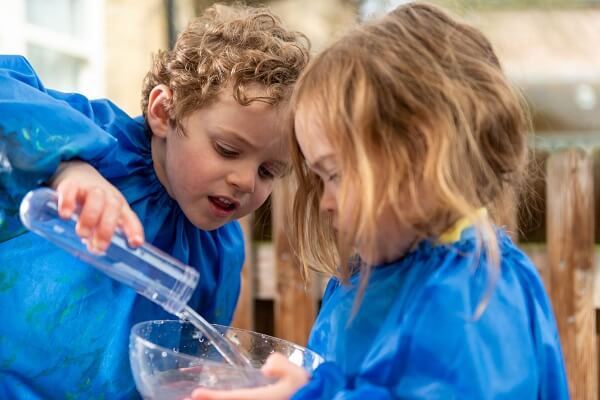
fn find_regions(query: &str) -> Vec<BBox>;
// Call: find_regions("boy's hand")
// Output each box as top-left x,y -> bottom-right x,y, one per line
50,161 -> 144,253
188,353 -> 309,400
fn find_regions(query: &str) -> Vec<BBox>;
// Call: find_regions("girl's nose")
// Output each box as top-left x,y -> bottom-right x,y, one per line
319,189 -> 337,216
227,170 -> 256,193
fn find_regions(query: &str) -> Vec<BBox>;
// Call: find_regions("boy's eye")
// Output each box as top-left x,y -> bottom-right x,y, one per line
259,165 -> 275,180
215,143 -> 239,158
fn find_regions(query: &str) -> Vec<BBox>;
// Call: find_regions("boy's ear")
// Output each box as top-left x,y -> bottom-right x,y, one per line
147,84 -> 173,139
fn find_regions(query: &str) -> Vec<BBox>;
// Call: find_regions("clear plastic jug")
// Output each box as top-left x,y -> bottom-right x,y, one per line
19,187 -> 199,315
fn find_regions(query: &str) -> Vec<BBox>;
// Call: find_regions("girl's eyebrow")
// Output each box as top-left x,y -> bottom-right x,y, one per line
309,154 -> 335,172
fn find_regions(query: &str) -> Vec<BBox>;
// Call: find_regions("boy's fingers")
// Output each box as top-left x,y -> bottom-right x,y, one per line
56,181 -> 77,219
81,238 -> 102,255
92,196 -> 122,252
55,181 -> 143,252
76,187 -> 105,239
120,204 -> 144,247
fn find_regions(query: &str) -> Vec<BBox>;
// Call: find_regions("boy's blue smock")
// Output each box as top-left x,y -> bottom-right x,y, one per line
0,56 -> 245,399
294,228 -> 569,399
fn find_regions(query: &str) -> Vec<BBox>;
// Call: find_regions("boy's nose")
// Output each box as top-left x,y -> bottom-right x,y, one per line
227,170 -> 256,193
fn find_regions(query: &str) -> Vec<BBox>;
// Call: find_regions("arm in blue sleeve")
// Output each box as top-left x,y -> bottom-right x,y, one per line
294,279 -> 541,399
292,287 -> 483,400
0,55 -> 117,239
292,362 -> 393,400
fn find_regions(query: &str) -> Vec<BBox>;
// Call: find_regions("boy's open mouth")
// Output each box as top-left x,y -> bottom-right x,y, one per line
208,196 -> 238,212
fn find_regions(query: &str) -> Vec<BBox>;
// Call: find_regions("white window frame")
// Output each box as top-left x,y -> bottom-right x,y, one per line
0,0 -> 105,97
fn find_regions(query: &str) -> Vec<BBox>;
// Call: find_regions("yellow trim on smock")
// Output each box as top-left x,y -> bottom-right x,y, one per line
438,208 -> 488,244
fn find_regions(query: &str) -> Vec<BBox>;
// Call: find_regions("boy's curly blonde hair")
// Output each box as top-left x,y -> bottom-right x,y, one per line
141,4 -> 309,125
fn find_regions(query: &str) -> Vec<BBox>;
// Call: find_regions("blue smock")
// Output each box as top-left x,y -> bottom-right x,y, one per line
294,227 -> 569,399
0,55 -> 245,399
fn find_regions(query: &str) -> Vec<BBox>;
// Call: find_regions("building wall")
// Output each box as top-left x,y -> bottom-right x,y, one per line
468,9 -> 600,83
104,0 -> 168,116
270,0 -> 357,51
469,10 -> 600,131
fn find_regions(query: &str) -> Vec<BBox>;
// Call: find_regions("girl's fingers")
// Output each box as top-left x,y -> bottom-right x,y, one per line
191,355 -> 309,400
191,383 -> 292,400
261,353 -> 309,385
119,204 -> 145,247
261,353 -> 297,378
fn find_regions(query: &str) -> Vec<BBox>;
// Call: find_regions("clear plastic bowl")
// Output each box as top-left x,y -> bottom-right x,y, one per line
129,320 -> 324,400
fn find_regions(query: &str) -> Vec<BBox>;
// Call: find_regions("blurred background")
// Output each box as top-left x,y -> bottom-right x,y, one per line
1,0 -> 598,125
1,0 -> 600,397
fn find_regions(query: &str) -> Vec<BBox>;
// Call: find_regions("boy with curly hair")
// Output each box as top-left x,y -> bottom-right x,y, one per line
0,4 -> 308,399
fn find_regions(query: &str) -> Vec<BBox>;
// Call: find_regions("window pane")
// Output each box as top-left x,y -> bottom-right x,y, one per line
27,43 -> 84,92
25,0 -> 84,36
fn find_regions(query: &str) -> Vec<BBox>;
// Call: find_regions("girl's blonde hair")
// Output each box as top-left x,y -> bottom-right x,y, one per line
289,3 -> 530,295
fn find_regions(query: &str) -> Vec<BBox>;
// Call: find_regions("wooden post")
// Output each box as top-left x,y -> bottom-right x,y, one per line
522,245 -> 551,294
272,183 -> 317,346
232,215 -> 255,331
547,148 -> 597,399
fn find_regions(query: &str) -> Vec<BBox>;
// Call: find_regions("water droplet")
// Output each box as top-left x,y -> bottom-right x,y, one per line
151,293 -> 159,300
161,351 -> 167,358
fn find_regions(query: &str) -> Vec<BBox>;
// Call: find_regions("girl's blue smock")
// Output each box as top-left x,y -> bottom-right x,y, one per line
0,55 -> 245,399
295,228 -> 569,399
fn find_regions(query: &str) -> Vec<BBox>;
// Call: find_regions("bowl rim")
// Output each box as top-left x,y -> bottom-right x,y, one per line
130,319 -> 324,366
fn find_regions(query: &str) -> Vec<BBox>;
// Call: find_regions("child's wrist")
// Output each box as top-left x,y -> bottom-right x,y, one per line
48,160 -> 86,189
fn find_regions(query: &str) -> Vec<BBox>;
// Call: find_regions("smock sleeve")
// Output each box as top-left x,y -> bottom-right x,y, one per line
292,362 -> 394,400
0,55 -> 117,239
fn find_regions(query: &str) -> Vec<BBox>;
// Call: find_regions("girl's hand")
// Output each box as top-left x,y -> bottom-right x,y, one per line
188,353 -> 309,400
50,160 -> 144,253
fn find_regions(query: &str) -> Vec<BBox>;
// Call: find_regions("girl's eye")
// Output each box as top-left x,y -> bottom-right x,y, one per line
328,173 -> 340,183
215,143 -> 239,158
259,165 -> 275,180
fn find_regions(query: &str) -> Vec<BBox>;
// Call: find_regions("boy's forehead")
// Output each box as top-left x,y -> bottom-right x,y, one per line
185,85 -> 290,162
217,81 -> 274,105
